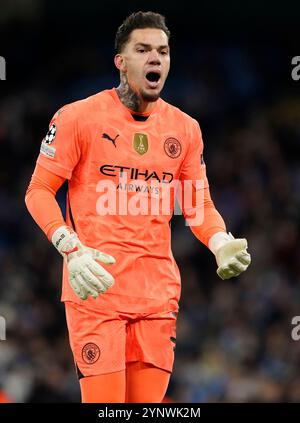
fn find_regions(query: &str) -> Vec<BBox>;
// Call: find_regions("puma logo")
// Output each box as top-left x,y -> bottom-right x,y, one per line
102,133 -> 119,148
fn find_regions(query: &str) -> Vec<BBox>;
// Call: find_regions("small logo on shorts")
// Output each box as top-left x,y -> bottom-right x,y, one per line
82,343 -> 100,364
164,138 -> 182,159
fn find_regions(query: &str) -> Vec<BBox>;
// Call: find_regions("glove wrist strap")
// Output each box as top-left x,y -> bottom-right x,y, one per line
208,231 -> 234,255
51,226 -> 80,258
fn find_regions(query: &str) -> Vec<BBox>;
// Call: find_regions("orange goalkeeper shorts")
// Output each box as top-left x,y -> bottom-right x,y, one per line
64,301 -> 178,378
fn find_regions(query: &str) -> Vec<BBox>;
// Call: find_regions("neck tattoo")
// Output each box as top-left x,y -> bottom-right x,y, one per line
116,73 -> 141,113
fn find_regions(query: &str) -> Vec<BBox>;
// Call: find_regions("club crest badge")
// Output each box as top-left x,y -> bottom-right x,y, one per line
82,343 -> 101,364
164,137 -> 182,159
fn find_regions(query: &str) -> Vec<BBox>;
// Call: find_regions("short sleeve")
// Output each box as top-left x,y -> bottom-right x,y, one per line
37,104 -> 81,179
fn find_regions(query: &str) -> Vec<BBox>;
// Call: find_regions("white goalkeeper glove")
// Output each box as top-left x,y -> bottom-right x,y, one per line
52,226 -> 116,300
209,232 -> 251,280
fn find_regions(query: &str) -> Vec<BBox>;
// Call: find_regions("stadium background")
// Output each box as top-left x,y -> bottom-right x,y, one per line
1,0 -> 300,402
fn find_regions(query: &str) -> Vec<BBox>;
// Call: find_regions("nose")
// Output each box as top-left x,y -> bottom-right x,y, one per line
148,49 -> 161,65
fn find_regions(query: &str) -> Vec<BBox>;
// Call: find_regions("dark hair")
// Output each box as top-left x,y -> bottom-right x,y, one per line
115,11 -> 170,53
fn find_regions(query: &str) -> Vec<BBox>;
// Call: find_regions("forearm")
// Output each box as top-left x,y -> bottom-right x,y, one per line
183,184 -> 226,247
189,201 -> 226,247
25,164 -> 66,240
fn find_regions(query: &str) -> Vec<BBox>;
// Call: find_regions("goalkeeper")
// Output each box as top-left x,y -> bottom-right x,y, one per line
25,11 -> 250,403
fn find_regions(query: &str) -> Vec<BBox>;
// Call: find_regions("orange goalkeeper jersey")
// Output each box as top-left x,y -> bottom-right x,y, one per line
36,88 -> 225,313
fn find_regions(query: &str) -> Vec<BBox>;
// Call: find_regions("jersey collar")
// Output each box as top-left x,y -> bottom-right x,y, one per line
110,87 -> 160,122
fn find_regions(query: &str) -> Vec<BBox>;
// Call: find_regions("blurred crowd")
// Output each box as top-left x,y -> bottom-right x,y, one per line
1,3 -> 300,403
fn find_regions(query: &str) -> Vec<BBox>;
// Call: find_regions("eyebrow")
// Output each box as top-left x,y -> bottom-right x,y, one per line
134,43 -> 169,50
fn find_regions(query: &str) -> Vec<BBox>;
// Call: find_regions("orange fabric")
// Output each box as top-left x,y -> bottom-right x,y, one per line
25,163 -> 225,246
80,371 -> 126,403
25,164 -> 66,240
29,87 -> 225,312
64,301 -> 177,377
79,362 -> 170,403
188,189 -> 226,246
125,361 -> 171,403
0,390 -> 12,403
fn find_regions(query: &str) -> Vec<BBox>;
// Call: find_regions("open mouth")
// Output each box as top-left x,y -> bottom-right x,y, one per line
145,71 -> 161,88
146,71 -> 160,82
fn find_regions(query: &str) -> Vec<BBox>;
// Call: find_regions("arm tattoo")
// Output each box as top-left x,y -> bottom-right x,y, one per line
116,73 -> 141,112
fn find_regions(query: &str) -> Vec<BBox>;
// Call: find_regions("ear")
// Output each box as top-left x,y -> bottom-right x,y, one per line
114,54 -> 127,72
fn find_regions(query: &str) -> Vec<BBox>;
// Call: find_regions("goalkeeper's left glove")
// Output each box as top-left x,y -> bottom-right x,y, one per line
209,232 -> 251,280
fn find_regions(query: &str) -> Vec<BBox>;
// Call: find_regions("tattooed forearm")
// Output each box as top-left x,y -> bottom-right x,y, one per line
116,73 -> 141,112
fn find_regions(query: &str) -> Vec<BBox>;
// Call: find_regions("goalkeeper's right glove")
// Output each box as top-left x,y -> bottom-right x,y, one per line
52,226 -> 116,300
